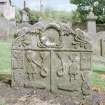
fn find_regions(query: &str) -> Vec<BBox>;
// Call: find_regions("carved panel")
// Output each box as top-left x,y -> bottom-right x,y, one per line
24,50 -> 51,89
12,50 -> 24,60
12,69 -> 26,87
51,52 -> 81,94
80,53 -> 91,71
12,50 -> 24,69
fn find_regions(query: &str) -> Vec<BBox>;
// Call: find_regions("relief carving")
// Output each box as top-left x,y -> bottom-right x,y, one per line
55,53 -> 64,77
38,23 -> 63,48
81,73 -> 91,96
12,22 -> 92,105
68,63 -> 79,82
25,51 -> 49,80
39,52 -> 48,78
81,53 -> 91,70
72,29 -> 89,49
12,51 -> 24,69
52,52 -> 81,92
68,54 -> 79,82
13,26 -> 42,48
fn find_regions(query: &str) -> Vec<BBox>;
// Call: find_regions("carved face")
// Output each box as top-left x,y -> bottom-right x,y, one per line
40,28 -> 62,48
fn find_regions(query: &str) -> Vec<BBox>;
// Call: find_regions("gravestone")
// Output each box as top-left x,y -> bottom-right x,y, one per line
20,8 -> 29,23
92,32 -> 105,56
87,10 -> 97,34
100,39 -> 105,57
12,22 -> 92,105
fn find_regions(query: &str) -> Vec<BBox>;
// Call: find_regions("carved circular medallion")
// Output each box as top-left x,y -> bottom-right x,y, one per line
38,24 -> 62,48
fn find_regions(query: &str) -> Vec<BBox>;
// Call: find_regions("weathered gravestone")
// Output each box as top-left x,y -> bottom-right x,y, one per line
100,39 -> 105,57
91,32 -> 105,57
12,22 -> 92,105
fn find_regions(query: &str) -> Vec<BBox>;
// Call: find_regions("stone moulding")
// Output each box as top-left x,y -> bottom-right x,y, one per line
12,22 -> 92,105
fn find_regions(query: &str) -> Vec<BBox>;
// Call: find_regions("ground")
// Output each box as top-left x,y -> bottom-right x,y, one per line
0,81 -> 105,105
0,82 -> 71,105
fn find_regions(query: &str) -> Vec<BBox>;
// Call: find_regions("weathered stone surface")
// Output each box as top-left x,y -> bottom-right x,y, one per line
92,31 -> 105,56
87,10 -> 97,34
12,22 -> 92,105
12,69 -> 27,87
100,39 -> 105,57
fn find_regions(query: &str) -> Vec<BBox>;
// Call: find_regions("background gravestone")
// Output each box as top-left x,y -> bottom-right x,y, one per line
12,22 -> 92,105
100,39 -> 105,57
0,17 -> 16,40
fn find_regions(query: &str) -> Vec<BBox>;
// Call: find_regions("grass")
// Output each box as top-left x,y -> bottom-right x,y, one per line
91,63 -> 105,91
92,64 -> 105,72
0,40 -> 11,74
0,40 -> 105,91
91,72 -> 105,91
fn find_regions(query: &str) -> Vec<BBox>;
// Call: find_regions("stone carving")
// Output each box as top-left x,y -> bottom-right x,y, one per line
12,22 -> 92,105
55,53 -> 64,77
13,26 -> 42,49
24,50 -> 51,89
68,53 -> 79,82
81,73 -> 91,96
12,50 -> 24,69
25,51 -> 49,79
80,53 -> 91,71
53,52 -> 81,92
38,23 -> 63,48
72,29 -> 90,49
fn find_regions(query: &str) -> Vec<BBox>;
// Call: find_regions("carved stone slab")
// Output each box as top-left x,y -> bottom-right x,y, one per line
24,50 -> 51,89
12,22 -> 92,105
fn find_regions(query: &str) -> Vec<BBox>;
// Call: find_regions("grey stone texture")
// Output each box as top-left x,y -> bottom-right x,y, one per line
12,21 -> 92,105
20,8 -> 29,23
85,30 -> 105,73
0,17 -> 16,40
87,11 -> 97,34
90,32 -> 105,57
0,0 -> 15,20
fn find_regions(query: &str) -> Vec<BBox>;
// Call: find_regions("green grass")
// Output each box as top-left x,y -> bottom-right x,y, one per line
0,41 -> 11,74
91,63 -> 105,91
92,64 -> 105,72
91,72 -> 105,91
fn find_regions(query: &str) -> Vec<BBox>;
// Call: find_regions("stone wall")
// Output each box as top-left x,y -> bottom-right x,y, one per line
72,23 -> 105,32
